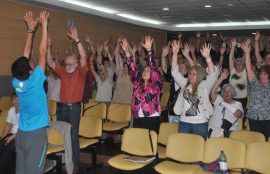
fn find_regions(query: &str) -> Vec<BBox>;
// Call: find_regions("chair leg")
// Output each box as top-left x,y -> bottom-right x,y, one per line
91,146 -> 97,168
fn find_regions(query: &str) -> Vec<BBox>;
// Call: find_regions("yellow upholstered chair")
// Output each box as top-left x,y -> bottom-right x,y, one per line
155,133 -> 204,174
48,99 -> 57,121
229,130 -> 265,146
108,128 -> 157,172
193,137 -> 246,174
162,82 -> 171,94
79,116 -> 102,169
0,111 -> 8,137
47,127 -> 65,174
103,103 -> 131,134
0,96 -> 12,111
157,123 -> 178,159
245,142 -> 270,174
83,102 -> 107,119
160,92 -> 170,111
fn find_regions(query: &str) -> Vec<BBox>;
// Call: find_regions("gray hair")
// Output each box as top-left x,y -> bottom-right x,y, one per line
65,53 -> 78,64
221,84 -> 236,97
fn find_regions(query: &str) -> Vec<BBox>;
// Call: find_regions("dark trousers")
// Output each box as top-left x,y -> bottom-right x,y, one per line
249,118 -> 270,140
133,116 -> 161,133
0,133 -> 15,174
57,103 -> 81,167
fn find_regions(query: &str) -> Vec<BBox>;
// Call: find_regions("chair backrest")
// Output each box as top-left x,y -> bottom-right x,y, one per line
160,92 -> 170,110
48,127 -> 64,145
203,138 -> 246,169
83,103 -> 107,119
158,123 -> 178,145
0,96 -> 12,111
0,111 -> 8,137
162,82 -> 171,94
229,130 -> 265,146
48,99 -> 57,117
121,128 -> 157,156
166,133 -> 205,162
79,116 -> 102,138
107,103 -> 131,123
245,142 -> 270,174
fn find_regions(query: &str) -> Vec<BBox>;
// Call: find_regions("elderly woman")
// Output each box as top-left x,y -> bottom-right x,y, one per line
209,69 -> 243,138
242,41 -> 270,140
172,41 -> 218,140
120,36 -> 163,133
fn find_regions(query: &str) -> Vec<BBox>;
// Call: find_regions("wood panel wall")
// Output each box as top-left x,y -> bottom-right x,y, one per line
0,1 -> 167,76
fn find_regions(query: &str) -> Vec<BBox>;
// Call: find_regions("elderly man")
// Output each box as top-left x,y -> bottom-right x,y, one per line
47,26 -> 87,172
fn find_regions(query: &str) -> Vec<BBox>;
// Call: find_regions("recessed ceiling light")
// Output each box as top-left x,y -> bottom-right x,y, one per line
252,33 -> 256,35
212,33 -> 217,36
204,4 -> 212,8
117,13 -> 163,25
227,3 -> 234,7
175,21 -> 270,27
58,0 -> 117,14
163,7 -> 170,11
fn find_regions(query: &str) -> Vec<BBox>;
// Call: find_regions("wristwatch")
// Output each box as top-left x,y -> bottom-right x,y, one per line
27,28 -> 35,33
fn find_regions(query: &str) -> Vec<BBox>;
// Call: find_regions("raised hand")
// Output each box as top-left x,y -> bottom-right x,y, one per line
141,35 -> 153,52
220,69 -> 229,80
171,40 -> 180,55
182,43 -> 191,58
200,43 -> 211,59
132,45 -> 137,57
162,45 -> 169,58
84,35 -> 93,45
103,40 -> 110,53
231,37 -> 237,47
39,11 -> 49,27
68,26 -> 79,42
255,31 -> 260,41
24,11 -> 39,30
120,38 -> 130,57
241,41 -> 250,54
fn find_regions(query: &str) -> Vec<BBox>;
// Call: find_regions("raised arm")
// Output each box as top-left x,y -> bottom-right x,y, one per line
200,43 -> 215,73
254,31 -> 263,65
23,11 -> 39,58
114,41 -> 121,74
182,43 -> 195,66
241,41 -> 255,81
161,45 -> 169,73
38,11 -> 49,72
229,38 -> 237,71
210,69 -> 229,103
68,26 -> 87,67
47,36 -> 56,69
218,46 -> 227,67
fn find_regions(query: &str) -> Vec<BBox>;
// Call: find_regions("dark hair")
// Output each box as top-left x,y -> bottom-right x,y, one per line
11,91 -> 17,97
259,65 -> 270,81
11,57 -> 32,81
102,57 -> 110,65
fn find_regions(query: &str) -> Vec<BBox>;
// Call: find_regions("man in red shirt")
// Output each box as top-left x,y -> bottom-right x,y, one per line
47,26 -> 87,172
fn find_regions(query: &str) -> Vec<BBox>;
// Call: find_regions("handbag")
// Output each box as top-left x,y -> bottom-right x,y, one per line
221,108 -> 239,137
202,157 -> 220,173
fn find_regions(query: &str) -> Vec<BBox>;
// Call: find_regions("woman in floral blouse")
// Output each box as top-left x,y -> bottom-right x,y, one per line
120,36 -> 163,133
242,41 -> 270,140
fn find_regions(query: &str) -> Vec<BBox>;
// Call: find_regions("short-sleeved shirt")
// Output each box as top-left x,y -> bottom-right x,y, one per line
247,78 -> 270,120
12,66 -> 49,131
6,106 -> 19,134
229,68 -> 248,99
209,95 -> 243,131
54,64 -> 88,103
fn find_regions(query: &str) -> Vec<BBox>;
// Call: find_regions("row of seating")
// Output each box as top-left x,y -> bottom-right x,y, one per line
109,128 -> 270,174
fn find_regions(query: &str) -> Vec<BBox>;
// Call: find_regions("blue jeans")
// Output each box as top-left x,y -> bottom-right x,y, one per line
179,121 -> 208,140
57,103 -> 81,167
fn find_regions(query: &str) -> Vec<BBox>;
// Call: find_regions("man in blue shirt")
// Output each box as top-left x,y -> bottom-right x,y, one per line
11,11 -> 49,174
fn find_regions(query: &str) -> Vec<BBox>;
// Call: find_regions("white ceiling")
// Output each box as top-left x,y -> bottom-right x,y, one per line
16,0 -> 270,31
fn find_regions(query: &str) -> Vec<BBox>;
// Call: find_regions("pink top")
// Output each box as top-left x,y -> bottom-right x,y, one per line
127,52 -> 163,118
